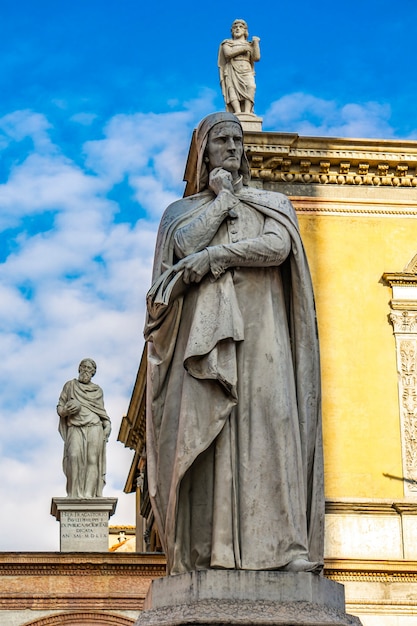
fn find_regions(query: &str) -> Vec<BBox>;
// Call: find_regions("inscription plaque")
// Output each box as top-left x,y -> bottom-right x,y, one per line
51,497 -> 117,552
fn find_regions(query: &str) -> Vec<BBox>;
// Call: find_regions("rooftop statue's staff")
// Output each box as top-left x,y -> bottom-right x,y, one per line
145,112 -> 324,575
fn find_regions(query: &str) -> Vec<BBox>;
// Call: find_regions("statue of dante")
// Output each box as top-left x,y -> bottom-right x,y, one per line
57,358 -> 111,498
218,19 -> 260,114
145,112 -> 324,575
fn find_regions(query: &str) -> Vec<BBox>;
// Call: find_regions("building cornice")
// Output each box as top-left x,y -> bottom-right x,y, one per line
325,558 -> 417,583
325,498 -> 417,515
292,196 -> 417,217
0,551 -> 166,576
244,131 -> 417,189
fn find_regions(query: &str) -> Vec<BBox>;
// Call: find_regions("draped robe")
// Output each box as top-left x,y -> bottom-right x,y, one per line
145,185 -> 324,574
218,39 -> 257,110
58,379 -> 110,498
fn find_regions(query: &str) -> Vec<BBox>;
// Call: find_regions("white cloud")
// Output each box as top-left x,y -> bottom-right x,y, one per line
70,112 -> 98,126
0,154 -> 108,230
0,109 -> 53,151
83,90 -> 218,216
0,97 -> 216,550
264,92 -> 395,139
84,110 -> 191,185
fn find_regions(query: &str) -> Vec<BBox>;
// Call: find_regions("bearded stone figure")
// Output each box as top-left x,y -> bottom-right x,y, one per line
57,358 -> 111,498
145,112 -> 324,576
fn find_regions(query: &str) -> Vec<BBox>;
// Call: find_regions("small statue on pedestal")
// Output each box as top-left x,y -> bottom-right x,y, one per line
218,19 -> 261,116
57,358 -> 111,498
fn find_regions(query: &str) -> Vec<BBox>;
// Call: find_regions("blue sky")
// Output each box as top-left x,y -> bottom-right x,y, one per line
0,0 -> 416,550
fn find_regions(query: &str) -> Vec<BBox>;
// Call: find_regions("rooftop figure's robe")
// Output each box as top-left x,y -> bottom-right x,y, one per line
218,37 -> 260,113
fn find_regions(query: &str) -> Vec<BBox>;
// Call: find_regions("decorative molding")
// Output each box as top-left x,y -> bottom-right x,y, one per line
398,337 -> 417,493
324,558 -> 417,581
390,300 -> 417,311
0,563 -> 165,577
294,204 -> 417,217
0,562 -> 165,577
22,613 -> 135,626
0,552 -> 166,578
324,499 -> 411,515
327,570 -> 417,583
390,312 -> 417,333
392,501 -> 417,513
243,132 -> 417,189
384,261 -> 417,497
345,604 -> 417,616
384,274 -> 417,288
0,551 -> 165,564
1,597 -> 144,611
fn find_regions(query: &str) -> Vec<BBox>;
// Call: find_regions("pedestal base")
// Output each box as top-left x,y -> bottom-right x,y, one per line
136,570 -> 362,625
51,497 -> 117,552
234,113 -> 263,132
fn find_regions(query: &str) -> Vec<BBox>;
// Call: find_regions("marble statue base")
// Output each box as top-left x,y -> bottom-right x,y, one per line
235,112 -> 263,132
135,570 -> 362,626
51,497 -> 117,552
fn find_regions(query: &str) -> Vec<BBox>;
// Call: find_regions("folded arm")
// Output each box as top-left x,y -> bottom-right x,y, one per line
174,190 -> 239,258
174,217 -> 291,284
207,217 -> 291,279
222,40 -> 252,60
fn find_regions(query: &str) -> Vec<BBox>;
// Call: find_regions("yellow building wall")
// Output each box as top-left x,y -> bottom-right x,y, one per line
297,210 -> 416,500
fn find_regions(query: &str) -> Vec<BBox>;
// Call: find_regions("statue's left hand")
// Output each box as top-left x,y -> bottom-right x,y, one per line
174,249 -> 210,284
65,399 -> 81,416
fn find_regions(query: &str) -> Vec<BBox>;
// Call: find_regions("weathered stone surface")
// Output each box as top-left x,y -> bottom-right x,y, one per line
145,112 -> 324,577
136,599 -> 361,626
135,571 -> 362,626
145,571 -> 344,609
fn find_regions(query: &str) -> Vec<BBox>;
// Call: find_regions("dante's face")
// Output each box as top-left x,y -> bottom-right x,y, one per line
205,122 -> 243,174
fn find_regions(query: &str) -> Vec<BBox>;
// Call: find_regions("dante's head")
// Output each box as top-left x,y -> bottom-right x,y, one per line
191,112 -> 250,193
205,121 -> 244,175
231,19 -> 248,40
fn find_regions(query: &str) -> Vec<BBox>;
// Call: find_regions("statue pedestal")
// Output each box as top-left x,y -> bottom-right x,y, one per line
135,570 -> 362,626
51,497 -> 117,552
235,112 -> 263,132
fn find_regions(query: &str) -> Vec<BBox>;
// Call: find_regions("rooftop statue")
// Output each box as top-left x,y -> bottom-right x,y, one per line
218,19 -> 260,115
145,112 -> 324,575
57,358 -> 111,498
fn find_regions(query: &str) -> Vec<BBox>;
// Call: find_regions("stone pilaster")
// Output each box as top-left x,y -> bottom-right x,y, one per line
384,257 -> 417,497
